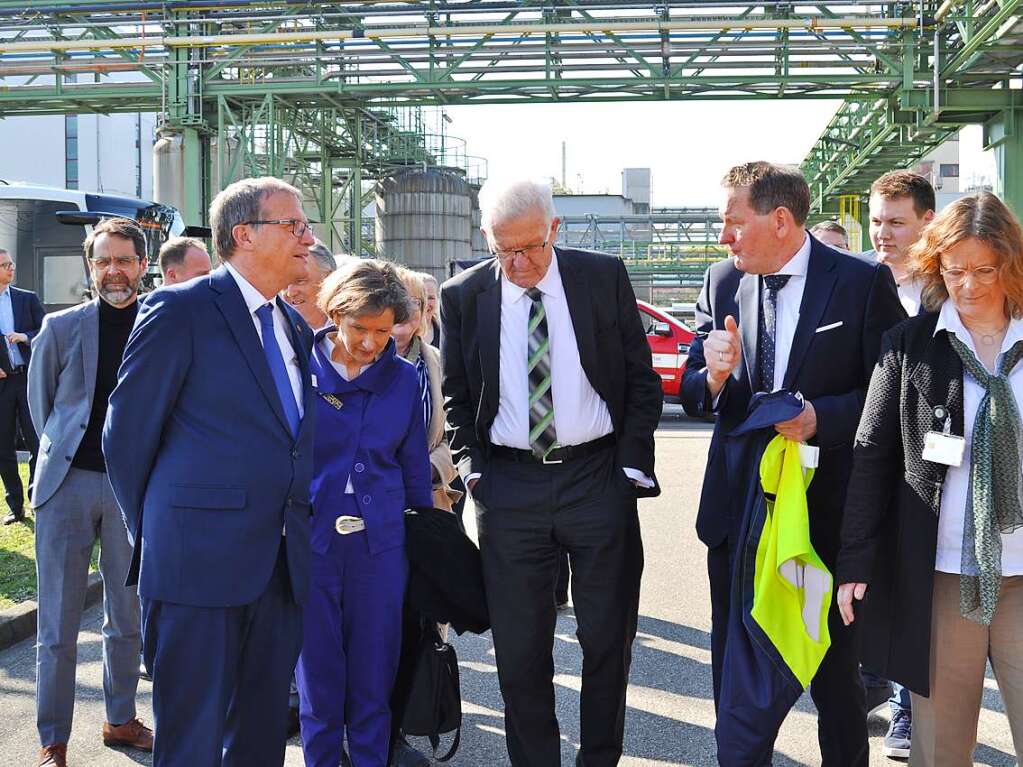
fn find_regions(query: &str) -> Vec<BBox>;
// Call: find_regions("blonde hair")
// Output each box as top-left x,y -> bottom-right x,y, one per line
395,266 -> 430,338
908,192 -> 1023,317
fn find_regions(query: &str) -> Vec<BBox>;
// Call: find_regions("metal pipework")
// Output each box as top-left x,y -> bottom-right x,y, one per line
0,15 -> 919,54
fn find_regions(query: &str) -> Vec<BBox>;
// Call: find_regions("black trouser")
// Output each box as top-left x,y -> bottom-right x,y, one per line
555,549 -> 570,605
0,369 -> 37,513
474,447 -> 643,767
707,541 -> 868,767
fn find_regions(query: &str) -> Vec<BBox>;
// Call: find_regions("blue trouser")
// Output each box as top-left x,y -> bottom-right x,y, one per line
142,541 -> 302,767
296,497 -> 407,767
861,669 -> 912,715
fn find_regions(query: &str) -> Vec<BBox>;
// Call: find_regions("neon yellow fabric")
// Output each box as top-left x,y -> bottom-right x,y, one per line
751,435 -> 833,689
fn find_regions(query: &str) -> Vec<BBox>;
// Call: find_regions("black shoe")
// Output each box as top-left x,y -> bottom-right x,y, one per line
3,508 -> 24,525
865,682 -> 894,717
390,737 -> 429,767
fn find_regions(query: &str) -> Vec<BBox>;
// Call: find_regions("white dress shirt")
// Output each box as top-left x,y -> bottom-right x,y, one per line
764,233 -> 811,392
225,261 -> 304,418
897,279 -> 923,318
490,251 -> 614,449
477,252 -> 650,487
933,299 -> 1023,575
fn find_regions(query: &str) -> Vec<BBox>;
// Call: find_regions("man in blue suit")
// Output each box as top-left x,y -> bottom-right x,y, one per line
104,176 -> 317,767
680,162 -> 906,765
0,248 -> 45,524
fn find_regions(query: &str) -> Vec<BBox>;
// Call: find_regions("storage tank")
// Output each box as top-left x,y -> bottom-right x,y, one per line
468,183 -> 490,260
152,131 -> 185,213
375,168 -> 471,282
210,135 -> 241,195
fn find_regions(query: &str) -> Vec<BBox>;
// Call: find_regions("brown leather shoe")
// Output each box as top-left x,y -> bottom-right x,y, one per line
38,743 -> 67,766
102,718 -> 153,751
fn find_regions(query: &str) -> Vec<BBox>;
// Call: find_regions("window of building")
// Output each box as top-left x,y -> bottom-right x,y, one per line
65,116 -> 79,190
940,163 -> 960,178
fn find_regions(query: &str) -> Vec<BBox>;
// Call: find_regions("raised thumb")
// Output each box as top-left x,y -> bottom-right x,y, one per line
724,314 -> 738,335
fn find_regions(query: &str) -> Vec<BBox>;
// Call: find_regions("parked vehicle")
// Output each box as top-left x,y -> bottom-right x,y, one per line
636,299 -> 695,402
0,181 -> 189,311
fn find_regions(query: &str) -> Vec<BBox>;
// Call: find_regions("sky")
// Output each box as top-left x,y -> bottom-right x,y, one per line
445,101 -> 998,208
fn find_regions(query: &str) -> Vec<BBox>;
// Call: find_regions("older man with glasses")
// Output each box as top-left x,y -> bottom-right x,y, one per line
104,177 -> 317,767
441,177 -> 662,766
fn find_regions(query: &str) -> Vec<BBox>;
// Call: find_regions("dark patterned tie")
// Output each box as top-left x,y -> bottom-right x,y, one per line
757,274 -> 792,392
526,287 -> 558,459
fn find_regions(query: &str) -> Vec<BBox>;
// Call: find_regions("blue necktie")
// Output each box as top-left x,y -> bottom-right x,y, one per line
757,274 -> 791,393
256,303 -> 300,438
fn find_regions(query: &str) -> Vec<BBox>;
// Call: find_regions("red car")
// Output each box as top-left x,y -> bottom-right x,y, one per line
636,300 -> 695,401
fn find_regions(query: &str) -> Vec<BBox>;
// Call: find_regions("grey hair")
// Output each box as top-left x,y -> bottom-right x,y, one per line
209,176 -> 302,260
308,240 -> 338,275
479,177 -> 556,231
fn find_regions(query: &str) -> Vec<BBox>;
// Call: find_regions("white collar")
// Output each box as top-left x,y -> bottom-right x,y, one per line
501,248 -> 565,304
934,298 -> 1023,357
0,286 -> 10,299
225,261 -> 276,315
770,233 -> 811,279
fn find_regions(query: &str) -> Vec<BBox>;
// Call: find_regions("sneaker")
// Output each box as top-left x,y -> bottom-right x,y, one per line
103,718 -> 154,751
139,660 -> 151,682
883,709 -> 912,759
865,681 -> 894,716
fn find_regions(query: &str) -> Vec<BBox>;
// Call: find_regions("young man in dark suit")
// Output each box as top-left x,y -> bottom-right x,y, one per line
0,248 -> 44,524
441,177 -> 662,767
680,162 -> 906,766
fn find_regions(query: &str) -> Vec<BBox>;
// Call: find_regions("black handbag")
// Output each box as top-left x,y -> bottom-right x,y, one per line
400,626 -> 462,762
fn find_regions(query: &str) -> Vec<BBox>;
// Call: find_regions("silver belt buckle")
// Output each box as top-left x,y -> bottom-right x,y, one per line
334,515 -> 365,535
541,450 -> 563,465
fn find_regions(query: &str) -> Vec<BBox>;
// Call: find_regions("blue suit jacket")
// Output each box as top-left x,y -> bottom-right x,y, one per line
309,332 -> 433,557
3,285 -> 45,371
103,265 -> 316,607
679,235 -> 907,560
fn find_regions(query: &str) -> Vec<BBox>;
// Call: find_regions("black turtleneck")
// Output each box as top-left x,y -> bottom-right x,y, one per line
72,297 -> 139,473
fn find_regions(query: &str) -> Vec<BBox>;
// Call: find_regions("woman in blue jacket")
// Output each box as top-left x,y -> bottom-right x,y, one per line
295,259 -> 433,767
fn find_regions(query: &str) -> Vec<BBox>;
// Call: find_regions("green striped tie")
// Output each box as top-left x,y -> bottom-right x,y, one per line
527,287 -> 558,459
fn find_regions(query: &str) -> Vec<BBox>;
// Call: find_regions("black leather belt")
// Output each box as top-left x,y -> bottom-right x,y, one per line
490,433 -> 616,465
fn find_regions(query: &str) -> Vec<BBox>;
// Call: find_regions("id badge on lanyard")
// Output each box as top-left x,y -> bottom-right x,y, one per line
922,405 -> 965,467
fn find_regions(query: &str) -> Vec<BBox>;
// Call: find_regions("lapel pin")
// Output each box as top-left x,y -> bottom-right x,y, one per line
319,392 -> 343,410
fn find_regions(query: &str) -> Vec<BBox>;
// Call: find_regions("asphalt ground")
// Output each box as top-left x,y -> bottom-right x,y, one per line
0,409 -> 1017,766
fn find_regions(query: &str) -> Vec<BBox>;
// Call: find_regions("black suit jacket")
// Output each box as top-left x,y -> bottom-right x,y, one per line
679,235 -> 906,559
1,286 -> 45,372
837,312 -> 963,696
440,247 -> 663,497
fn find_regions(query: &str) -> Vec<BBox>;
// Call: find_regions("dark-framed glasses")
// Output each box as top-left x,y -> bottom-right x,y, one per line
940,265 -> 999,287
491,240 -> 548,262
245,218 -> 310,238
89,255 -> 140,270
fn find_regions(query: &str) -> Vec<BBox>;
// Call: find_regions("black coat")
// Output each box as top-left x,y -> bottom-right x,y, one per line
679,236 -> 907,563
837,312 -> 965,696
404,507 -> 489,635
439,247 -> 663,496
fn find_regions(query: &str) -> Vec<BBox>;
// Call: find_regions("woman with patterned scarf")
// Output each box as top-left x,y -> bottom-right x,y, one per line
837,192 -> 1023,766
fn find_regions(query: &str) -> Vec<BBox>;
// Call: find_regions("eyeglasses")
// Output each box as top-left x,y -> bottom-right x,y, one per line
940,265 -> 1000,287
491,240 -> 548,262
89,256 -> 140,270
246,219 -> 310,239
0,263 -> 13,270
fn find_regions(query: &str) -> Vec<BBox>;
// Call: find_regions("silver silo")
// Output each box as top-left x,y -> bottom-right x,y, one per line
468,183 -> 490,260
375,168 -> 471,282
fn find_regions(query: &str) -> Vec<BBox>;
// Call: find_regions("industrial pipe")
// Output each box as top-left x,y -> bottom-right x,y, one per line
0,15 -> 919,54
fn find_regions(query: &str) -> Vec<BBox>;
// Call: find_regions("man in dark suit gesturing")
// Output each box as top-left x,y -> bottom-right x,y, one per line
680,162 -> 906,765
441,177 -> 662,767
104,177 -> 317,767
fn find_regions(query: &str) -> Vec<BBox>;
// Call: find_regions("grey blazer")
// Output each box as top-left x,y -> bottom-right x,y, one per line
27,299 -> 100,509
